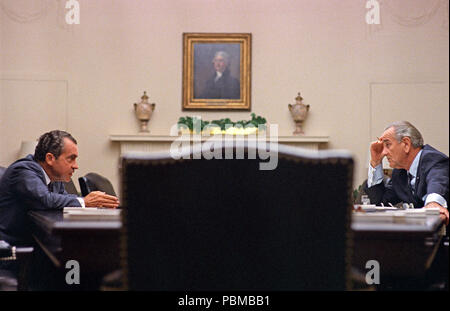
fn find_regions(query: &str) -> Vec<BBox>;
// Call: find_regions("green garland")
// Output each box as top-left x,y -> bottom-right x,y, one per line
178,113 -> 267,132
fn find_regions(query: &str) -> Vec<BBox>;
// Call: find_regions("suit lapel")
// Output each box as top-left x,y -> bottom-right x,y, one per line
395,169 -> 417,205
414,148 -> 425,201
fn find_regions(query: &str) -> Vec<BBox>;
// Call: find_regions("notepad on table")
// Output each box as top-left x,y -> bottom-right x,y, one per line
63,207 -> 121,220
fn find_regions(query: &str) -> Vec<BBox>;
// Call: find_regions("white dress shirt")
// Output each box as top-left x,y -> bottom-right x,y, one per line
367,150 -> 447,208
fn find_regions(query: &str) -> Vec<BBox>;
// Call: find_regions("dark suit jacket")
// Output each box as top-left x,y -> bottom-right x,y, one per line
198,69 -> 240,99
0,155 -> 81,245
364,145 -> 449,208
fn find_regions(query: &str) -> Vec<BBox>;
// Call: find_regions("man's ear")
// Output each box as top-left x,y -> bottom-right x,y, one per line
45,153 -> 55,165
402,137 -> 412,153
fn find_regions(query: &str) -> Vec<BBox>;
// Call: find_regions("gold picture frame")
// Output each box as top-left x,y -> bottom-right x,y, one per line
182,33 -> 251,110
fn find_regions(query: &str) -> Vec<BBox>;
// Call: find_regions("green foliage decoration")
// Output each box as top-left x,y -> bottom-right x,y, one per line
177,113 -> 267,133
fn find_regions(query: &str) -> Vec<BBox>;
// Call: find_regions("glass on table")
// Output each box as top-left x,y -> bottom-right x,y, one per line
361,195 -> 371,205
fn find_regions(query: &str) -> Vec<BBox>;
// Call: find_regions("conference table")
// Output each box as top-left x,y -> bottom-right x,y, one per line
28,209 -> 446,290
351,211 -> 446,289
28,210 -> 122,290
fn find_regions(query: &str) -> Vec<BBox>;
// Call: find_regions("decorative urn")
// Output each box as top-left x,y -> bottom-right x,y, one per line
134,91 -> 156,132
288,92 -> 310,135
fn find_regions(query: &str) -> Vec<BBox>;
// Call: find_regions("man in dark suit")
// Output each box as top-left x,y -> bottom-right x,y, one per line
364,121 -> 449,224
0,130 -> 119,246
198,51 -> 240,99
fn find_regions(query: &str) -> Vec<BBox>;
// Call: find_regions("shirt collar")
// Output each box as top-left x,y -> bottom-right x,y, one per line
408,149 -> 422,178
40,165 -> 51,186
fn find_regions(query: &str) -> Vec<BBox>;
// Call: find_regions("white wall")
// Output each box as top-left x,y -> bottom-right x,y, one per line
1,0 -> 448,197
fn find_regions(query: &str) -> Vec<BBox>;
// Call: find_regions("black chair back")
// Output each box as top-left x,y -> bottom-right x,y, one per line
63,179 -> 79,195
78,173 -> 116,197
120,142 -> 354,290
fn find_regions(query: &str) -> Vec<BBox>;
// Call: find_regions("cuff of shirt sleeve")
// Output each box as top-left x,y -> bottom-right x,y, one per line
367,163 -> 384,188
424,193 -> 448,208
77,198 -> 85,208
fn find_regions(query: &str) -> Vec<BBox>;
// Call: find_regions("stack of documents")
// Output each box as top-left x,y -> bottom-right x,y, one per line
352,207 -> 441,223
354,205 -> 399,212
352,212 -> 398,222
63,207 -> 121,220
404,207 -> 440,216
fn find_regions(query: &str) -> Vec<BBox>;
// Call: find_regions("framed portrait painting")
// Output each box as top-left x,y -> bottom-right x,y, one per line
182,33 -> 251,110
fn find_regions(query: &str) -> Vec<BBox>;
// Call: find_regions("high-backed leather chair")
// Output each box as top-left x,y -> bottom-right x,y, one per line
0,241 -> 33,291
78,172 -> 116,197
119,142 -> 354,291
1,166 -> 34,290
64,178 -> 79,195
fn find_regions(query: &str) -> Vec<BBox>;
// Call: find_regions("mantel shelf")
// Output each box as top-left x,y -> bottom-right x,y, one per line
110,134 -> 329,154
109,134 -> 330,143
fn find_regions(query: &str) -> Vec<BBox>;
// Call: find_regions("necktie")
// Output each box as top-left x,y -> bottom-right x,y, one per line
48,182 -> 54,193
407,173 -> 414,194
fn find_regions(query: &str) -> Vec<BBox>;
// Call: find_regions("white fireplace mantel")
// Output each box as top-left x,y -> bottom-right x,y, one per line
110,134 -> 329,154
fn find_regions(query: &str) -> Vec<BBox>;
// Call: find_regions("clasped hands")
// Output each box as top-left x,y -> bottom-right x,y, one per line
84,191 -> 119,209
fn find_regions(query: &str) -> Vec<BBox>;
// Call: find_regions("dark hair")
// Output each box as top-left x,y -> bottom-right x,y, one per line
34,130 -> 77,162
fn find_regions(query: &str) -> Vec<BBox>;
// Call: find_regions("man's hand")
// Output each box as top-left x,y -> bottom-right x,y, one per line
84,191 -> 120,209
425,201 -> 449,226
370,138 -> 384,168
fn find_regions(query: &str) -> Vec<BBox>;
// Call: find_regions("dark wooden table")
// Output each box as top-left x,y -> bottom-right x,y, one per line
28,210 -> 445,290
28,210 -> 122,290
351,213 -> 446,288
